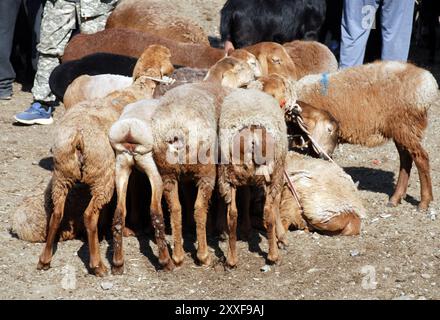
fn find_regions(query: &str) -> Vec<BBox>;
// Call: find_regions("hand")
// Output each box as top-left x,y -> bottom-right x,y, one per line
224,40 -> 235,54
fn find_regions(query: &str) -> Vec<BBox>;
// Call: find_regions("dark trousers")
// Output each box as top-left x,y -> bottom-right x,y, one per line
0,0 -> 42,96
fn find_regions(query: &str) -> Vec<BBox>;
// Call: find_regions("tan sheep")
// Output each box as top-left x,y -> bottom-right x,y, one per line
280,152 -> 366,236
218,88 -> 288,267
36,45 -> 175,276
105,0 -> 209,44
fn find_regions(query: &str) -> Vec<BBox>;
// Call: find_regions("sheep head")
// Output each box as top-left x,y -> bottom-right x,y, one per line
297,101 -> 339,158
132,45 -> 174,81
228,49 -> 263,77
204,57 -> 256,88
245,42 -> 298,79
248,74 -> 339,158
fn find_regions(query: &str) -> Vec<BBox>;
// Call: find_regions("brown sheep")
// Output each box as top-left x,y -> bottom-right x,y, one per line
218,88 -> 288,267
106,0 -> 209,45
37,45 -> 175,276
62,28 -> 224,68
280,152 -> 365,236
264,61 -> 439,210
283,40 -> 339,78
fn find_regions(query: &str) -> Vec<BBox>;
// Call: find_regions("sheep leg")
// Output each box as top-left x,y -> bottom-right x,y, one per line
111,153 -> 133,275
194,181 -> 213,266
136,155 -> 174,271
37,180 -> 68,270
163,178 -> 185,266
226,186 -> 238,268
409,144 -> 433,210
83,195 -> 107,277
274,192 -> 288,248
264,188 -> 279,264
239,186 -> 252,240
389,142 -> 413,207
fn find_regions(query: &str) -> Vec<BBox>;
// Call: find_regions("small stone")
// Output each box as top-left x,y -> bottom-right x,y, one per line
260,265 -> 271,273
421,273 -> 431,279
384,267 -> 392,273
307,267 -> 319,273
371,218 -> 379,223
428,209 -> 437,221
380,214 -> 392,219
350,250 -> 359,257
312,233 -> 320,240
100,282 -> 113,290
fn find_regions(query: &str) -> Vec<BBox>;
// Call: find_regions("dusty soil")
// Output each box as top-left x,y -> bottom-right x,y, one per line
0,0 -> 439,300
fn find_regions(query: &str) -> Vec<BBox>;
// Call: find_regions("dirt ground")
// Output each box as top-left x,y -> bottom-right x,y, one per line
0,0 -> 439,300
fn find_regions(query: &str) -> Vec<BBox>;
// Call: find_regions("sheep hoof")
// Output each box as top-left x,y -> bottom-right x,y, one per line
225,256 -> 237,269
162,260 -> 175,272
386,201 -> 398,208
277,240 -> 288,250
417,204 -> 429,212
172,254 -> 184,267
267,253 -> 280,265
92,262 -> 108,277
111,264 -> 124,275
197,253 -> 212,267
37,260 -> 51,271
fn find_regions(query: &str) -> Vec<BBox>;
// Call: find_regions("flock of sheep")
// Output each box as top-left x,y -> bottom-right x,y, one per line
11,0 -> 439,277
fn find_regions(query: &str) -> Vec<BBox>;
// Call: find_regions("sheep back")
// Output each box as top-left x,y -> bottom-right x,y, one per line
294,61 -> 439,147
106,0 -> 209,44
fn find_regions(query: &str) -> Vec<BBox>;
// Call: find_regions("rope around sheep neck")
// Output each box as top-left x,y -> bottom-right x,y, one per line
143,75 -> 176,85
282,101 -> 338,212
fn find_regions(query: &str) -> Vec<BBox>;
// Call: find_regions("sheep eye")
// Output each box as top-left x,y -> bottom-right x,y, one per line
271,57 -> 281,64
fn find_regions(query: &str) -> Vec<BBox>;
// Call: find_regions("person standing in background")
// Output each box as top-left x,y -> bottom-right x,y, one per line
339,0 -> 415,68
14,0 -> 118,125
0,0 -> 43,100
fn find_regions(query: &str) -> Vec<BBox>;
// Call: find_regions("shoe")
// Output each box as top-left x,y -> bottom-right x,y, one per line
14,102 -> 54,125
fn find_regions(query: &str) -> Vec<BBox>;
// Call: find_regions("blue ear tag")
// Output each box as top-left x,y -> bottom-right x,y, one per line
320,73 -> 329,96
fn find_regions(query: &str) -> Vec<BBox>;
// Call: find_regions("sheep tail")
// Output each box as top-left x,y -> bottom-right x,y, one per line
109,118 -> 152,155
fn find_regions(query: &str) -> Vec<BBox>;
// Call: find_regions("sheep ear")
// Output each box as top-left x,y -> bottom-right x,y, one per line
247,80 -> 264,90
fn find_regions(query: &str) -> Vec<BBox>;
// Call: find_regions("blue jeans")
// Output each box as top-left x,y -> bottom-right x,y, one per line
0,0 -> 42,96
340,0 -> 415,68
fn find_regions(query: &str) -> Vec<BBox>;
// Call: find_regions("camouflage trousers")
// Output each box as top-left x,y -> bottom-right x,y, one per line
32,0 -> 115,102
